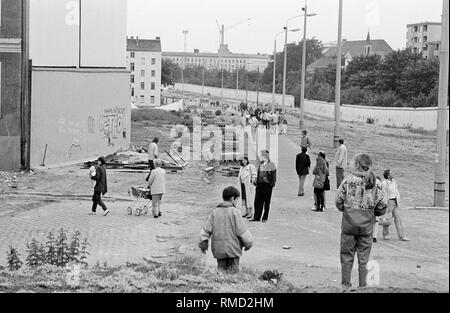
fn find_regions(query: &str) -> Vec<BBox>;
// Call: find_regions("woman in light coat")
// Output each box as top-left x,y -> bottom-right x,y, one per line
238,157 -> 257,219
147,159 -> 166,218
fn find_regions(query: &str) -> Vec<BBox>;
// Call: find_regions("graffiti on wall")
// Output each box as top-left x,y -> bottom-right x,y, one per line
98,107 -> 127,147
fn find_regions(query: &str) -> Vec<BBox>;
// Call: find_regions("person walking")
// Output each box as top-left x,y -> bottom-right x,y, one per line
336,154 -> 387,290
199,186 -> 254,273
312,153 -> 329,212
148,137 -> 160,171
89,157 -> 110,216
251,150 -> 277,223
378,170 -> 410,242
335,139 -> 348,189
147,159 -> 166,218
300,130 -> 312,152
238,157 -> 257,219
296,147 -> 311,197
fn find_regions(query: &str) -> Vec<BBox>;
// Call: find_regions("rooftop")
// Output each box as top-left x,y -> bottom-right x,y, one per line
407,22 -> 441,27
127,37 -> 161,52
324,39 -> 393,57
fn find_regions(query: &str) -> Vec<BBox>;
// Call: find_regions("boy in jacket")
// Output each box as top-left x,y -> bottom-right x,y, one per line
199,187 -> 254,273
89,157 -> 109,216
335,154 -> 387,290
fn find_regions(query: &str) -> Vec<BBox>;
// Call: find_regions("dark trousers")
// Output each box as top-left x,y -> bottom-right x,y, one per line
253,184 -> 273,221
340,233 -> 373,288
217,257 -> 240,273
314,188 -> 325,211
92,192 -> 108,213
336,167 -> 345,189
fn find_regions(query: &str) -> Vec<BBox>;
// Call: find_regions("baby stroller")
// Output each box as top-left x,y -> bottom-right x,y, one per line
127,186 -> 151,216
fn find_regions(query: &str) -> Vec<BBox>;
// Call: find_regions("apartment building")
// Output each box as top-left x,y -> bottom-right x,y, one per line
127,37 -> 162,107
163,44 -> 269,72
1,0 -> 130,171
406,22 -> 442,58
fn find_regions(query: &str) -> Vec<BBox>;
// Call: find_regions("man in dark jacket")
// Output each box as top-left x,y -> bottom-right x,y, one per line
296,147 -> 311,197
250,150 -> 277,223
89,156 -> 110,216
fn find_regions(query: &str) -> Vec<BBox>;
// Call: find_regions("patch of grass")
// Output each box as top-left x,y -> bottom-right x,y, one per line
131,108 -> 185,125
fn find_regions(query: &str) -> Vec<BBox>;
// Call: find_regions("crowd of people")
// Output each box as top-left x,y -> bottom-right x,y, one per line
86,114 -> 411,291
240,102 -> 288,136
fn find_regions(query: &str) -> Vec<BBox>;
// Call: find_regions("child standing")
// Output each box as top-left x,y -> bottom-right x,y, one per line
89,166 -> 97,191
199,186 -> 254,273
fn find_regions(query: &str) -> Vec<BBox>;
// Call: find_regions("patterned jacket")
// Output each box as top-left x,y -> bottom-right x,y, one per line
336,171 -> 387,236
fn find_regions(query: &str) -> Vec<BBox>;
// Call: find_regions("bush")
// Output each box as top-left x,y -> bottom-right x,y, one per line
7,247 -> 23,271
341,87 -> 371,105
131,108 -> 184,124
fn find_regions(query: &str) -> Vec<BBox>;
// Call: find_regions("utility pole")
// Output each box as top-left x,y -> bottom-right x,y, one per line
236,68 -> 239,97
434,0 -> 449,207
333,0 -> 343,148
257,67 -> 260,106
202,59 -> 205,97
182,30 -> 189,102
272,38 -> 278,105
300,1 -> 317,130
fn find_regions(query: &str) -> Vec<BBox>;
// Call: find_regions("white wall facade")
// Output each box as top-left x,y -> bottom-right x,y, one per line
127,50 -> 162,107
303,100 -> 449,131
175,83 -> 295,108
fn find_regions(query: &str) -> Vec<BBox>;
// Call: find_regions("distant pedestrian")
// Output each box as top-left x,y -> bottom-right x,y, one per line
336,154 -> 387,290
296,147 -> 311,197
238,157 -> 257,219
312,153 -> 329,212
199,186 -> 254,273
148,137 -> 160,171
335,139 -> 348,189
320,152 -> 331,210
281,116 -> 288,135
89,157 -> 110,216
375,170 -> 410,242
147,159 -> 166,218
251,150 -> 277,223
300,130 -> 312,152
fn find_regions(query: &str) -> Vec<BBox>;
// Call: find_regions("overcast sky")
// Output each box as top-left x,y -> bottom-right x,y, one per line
127,0 -> 443,54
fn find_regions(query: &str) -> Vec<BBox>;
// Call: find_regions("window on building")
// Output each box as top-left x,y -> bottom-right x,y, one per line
131,75 -> 135,83
131,88 -> 134,97
151,58 -> 156,65
151,70 -> 156,77
130,52 -> 135,58
423,36 -> 428,42
151,82 -> 156,90
140,95 -> 145,103
141,82 -> 145,90
130,63 -> 135,71
141,70 -> 145,77
141,58 -> 145,65
151,96 -> 155,104
423,25 -> 428,32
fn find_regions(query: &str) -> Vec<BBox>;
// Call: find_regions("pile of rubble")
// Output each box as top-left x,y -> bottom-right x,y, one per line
81,147 -> 188,172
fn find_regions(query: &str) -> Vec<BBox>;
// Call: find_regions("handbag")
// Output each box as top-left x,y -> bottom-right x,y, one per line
313,175 -> 325,189
324,176 -> 331,191
378,212 -> 393,226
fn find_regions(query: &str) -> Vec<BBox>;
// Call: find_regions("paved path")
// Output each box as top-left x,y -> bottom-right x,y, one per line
203,134 -> 449,291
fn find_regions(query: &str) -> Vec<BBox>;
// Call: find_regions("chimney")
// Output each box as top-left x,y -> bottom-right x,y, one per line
194,49 -> 199,53
136,36 -> 139,46
156,36 -> 160,40
130,36 -> 134,39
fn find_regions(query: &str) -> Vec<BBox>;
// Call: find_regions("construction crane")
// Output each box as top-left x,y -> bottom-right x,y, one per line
216,18 -> 251,47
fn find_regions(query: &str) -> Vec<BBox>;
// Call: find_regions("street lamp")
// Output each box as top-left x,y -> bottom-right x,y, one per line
299,1 -> 317,130
333,0 -> 343,148
272,31 -> 285,105
182,30 -> 189,102
282,15 -> 303,111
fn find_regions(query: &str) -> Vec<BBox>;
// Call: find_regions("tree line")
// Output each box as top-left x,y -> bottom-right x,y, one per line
162,39 -> 443,108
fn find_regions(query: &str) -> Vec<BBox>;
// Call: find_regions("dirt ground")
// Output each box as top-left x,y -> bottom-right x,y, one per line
0,105 -> 448,293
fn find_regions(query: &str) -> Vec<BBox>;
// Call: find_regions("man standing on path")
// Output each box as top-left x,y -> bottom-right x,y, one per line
89,157 -> 110,216
148,137 -> 160,171
335,139 -> 348,189
296,147 -> 311,197
251,150 -> 277,223
300,130 -> 312,152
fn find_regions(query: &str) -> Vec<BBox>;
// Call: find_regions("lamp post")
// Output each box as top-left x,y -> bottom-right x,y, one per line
282,19 -> 302,111
272,31 -> 285,106
182,30 -> 189,102
333,0 -> 343,148
434,0 -> 449,207
299,1 -> 317,130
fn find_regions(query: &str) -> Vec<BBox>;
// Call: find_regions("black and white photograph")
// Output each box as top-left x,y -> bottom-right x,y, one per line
0,0 -> 448,305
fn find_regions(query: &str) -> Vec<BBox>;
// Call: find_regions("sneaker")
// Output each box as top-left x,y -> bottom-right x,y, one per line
88,212 -> 96,216
373,238 -> 377,243
158,212 -> 162,217
153,215 -> 159,219
103,210 -> 110,216
400,237 -> 410,242
383,235 -> 391,241
249,219 -> 260,222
